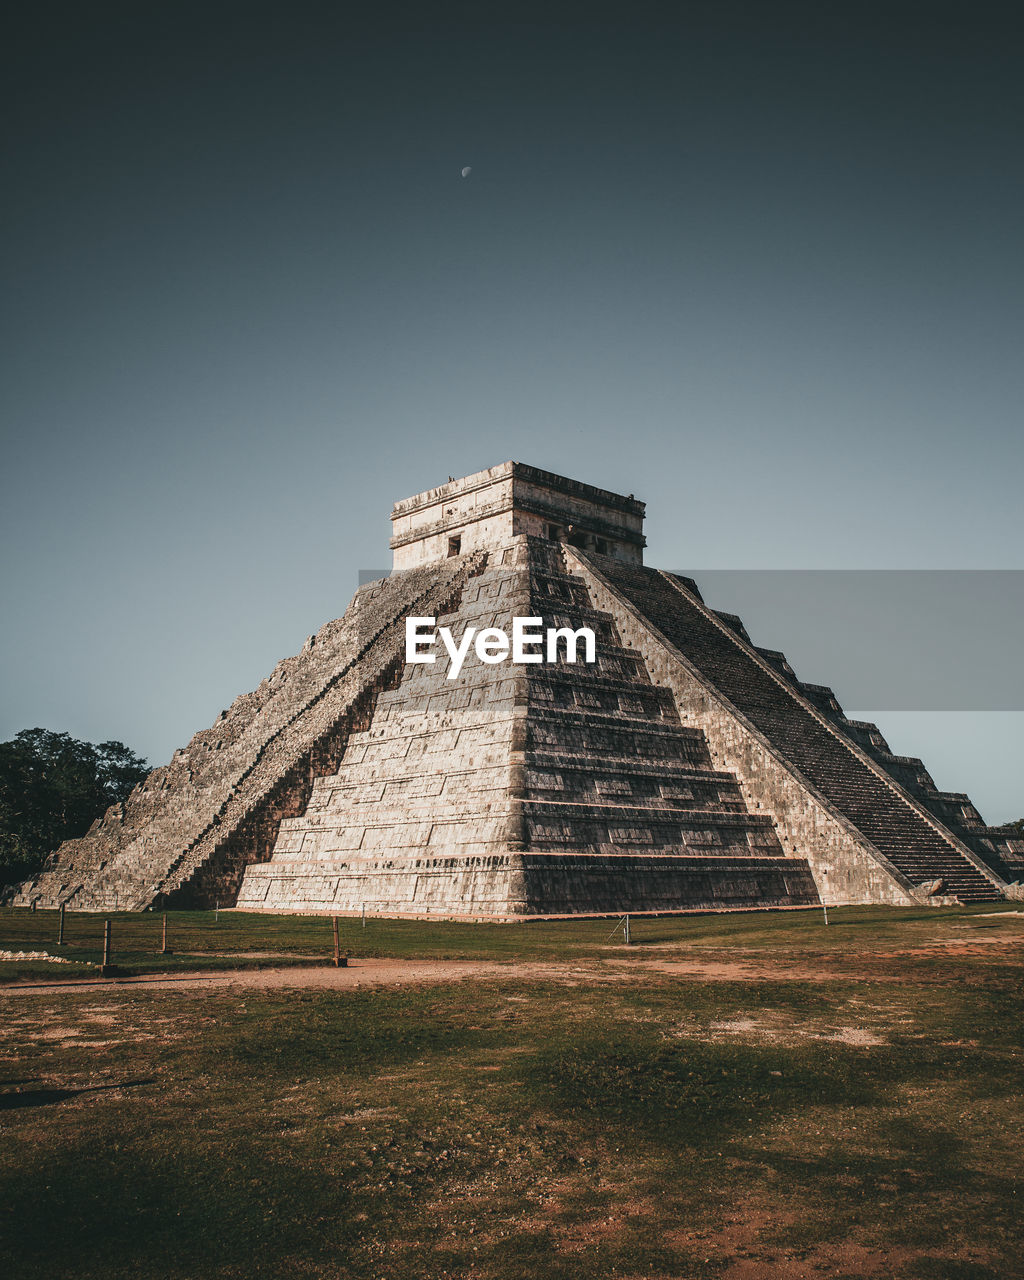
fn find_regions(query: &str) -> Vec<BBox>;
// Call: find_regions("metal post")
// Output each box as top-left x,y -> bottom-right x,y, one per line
101,919 -> 112,974
161,913 -> 170,955
57,903 -> 66,946
821,869 -> 829,926
624,914 -> 631,946
215,898 -> 219,923
333,916 -> 341,967
361,902 -> 366,928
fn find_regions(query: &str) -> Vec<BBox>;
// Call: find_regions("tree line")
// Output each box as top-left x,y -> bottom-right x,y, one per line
0,729 -> 148,888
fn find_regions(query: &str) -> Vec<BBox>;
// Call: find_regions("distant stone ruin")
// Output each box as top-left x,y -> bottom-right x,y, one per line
16,462 -> 1020,915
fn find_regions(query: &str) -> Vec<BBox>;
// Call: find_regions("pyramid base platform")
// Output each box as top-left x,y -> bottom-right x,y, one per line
235,851 -> 821,917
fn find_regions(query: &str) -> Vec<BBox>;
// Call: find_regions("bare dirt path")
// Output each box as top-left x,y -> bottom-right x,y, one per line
1,958 -> 513,996
1,954 -> 832,997
4,930 -> 1023,997
0,955 -> 870,996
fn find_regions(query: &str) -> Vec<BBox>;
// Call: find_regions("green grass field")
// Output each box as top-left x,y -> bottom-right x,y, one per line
1,900 -> 1021,980
1,905 -> 1022,1278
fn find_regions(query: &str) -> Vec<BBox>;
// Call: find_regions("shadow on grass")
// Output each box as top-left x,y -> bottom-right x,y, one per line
3,980 -> 1021,1279
200,987 -> 508,1076
517,998 -> 1021,1144
0,1078 -> 155,1112
520,1035 -> 888,1142
0,1144 -> 364,1280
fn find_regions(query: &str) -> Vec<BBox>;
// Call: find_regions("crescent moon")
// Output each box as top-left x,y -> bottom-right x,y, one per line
461,166 -> 472,178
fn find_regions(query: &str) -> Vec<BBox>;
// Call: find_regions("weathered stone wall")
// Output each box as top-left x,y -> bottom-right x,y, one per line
390,462 -> 645,569
239,852 -> 817,918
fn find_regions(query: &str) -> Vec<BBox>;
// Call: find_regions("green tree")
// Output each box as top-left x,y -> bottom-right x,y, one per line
0,729 -> 148,887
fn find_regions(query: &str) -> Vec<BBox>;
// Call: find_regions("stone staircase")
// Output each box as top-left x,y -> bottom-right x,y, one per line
591,560 -> 1003,903
14,554 -> 487,911
814,713 -> 1022,887
751,658 -> 1022,883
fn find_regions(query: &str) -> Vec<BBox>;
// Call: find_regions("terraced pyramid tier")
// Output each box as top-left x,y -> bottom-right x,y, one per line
236,538 -> 819,915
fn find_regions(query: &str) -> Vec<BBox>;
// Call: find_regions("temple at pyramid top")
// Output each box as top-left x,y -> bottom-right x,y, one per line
389,461 -> 646,568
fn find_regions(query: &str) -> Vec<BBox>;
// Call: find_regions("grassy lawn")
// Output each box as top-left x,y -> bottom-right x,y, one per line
0,908 -> 1022,1278
1,901 -> 1021,981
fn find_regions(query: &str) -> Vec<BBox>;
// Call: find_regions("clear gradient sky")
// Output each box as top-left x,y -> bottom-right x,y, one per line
2,2 -> 1021,820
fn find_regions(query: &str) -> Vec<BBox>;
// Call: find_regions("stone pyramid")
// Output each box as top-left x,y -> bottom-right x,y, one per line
16,462 -> 1017,915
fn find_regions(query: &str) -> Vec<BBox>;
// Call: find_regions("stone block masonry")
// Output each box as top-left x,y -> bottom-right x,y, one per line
237,537 -> 819,915
390,461 -> 646,568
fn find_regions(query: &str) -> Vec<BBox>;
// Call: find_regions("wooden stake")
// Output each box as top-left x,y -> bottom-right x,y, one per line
101,919 -> 112,975
333,916 -> 341,967
57,903 -> 66,946
161,913 -> 171,955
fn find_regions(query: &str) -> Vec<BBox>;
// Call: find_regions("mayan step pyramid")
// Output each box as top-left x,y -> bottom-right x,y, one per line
16,462 -> 1017,915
